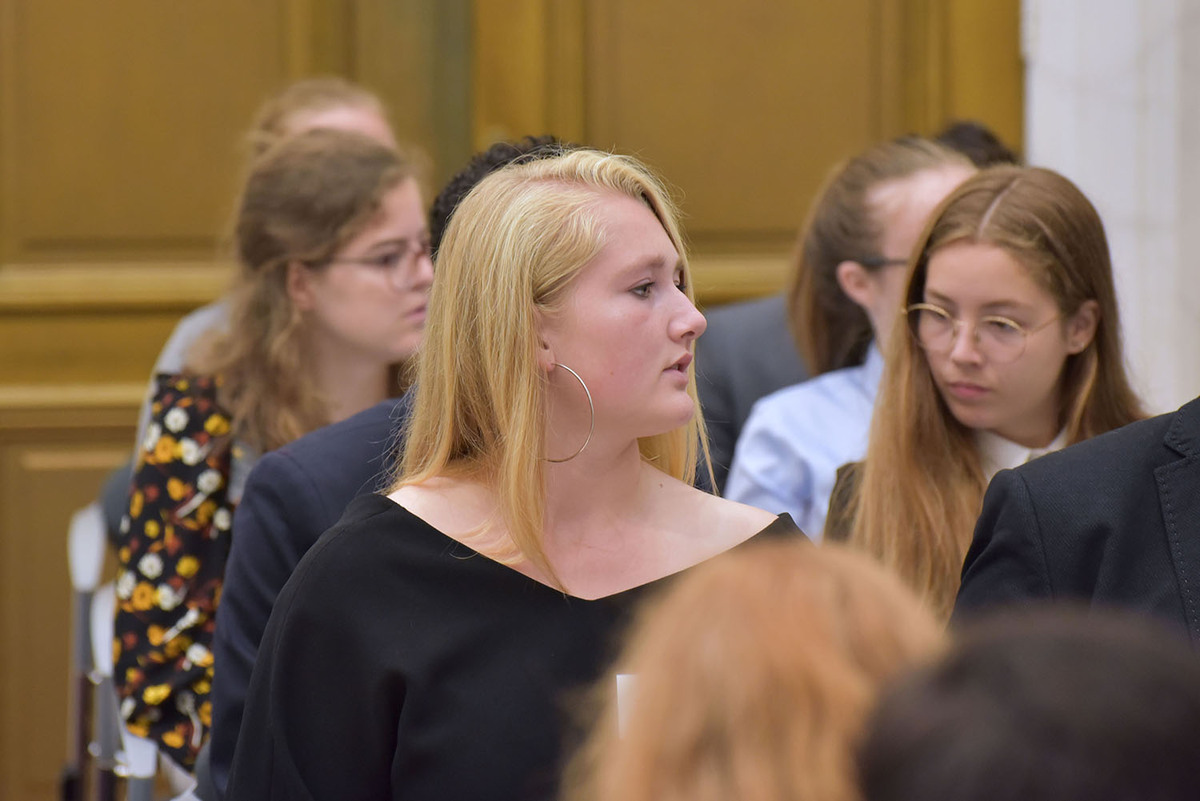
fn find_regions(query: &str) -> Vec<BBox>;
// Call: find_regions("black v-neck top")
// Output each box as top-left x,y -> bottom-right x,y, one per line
225,493 -> 801,801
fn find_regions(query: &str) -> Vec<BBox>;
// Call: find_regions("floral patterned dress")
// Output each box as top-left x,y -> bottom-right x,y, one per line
113,373 -> 239,770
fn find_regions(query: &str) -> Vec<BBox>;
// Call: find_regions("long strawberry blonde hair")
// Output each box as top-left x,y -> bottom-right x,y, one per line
563,542 -> 942,801
846,166 -> 1144,619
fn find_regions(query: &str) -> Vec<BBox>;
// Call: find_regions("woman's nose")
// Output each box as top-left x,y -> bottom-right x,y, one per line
948,320 -> 984,364
673,294 -> 707,342
406,251 -> 435,291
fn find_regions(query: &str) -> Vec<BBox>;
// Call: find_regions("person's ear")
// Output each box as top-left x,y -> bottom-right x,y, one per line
533,310 -> 556,373
286,261 -> 317,312
1065,299 -> 1100,353
835,260 -> 875,309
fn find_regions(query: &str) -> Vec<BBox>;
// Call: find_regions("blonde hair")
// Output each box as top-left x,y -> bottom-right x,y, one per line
847,166 -> 1145,618
244,76 -> 389,157
393,148 -> 709,584
190,129 -> 415,452
564,542 -> 942,801
789,137 -> 973,375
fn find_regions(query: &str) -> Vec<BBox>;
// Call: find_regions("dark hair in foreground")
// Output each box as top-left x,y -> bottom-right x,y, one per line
858,608 -> 1200,801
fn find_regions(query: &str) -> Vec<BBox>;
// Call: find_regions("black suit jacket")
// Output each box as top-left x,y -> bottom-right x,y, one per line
209,395 -> 410,797
954,396 -> 1200,644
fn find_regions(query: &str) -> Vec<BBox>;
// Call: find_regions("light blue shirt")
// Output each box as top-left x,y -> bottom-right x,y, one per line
725,344 -> 884,540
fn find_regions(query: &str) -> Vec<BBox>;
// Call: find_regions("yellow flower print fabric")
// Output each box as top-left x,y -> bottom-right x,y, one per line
113,373 -> 235,770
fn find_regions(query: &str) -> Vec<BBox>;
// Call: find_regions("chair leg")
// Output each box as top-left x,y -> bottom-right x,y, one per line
93,768 -> 118,801
63,671 -> 95,801
59,766 -> 82,801
91,675 -> 121,801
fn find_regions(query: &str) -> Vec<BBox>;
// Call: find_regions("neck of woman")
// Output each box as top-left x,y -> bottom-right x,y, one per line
540,439 -> 663,554
309,343 -> 393,424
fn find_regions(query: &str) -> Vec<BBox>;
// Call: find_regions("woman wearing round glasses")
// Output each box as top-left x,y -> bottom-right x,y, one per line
830,165 -> 1144,620
113,129 -> 431,772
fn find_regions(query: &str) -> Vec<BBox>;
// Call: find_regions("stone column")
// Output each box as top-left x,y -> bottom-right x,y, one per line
1023,0 -> 1200,412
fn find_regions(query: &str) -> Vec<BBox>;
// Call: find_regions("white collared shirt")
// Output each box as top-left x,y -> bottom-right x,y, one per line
975,428 -> 1068,484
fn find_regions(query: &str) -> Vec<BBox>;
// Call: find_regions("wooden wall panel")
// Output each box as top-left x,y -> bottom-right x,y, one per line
471,0 -> 1021,305
3,1 -> 293,263
472,0 -> 587,148
586,1 -> 887,247
893,0 -> 1023,151
0,312 -> 182,385
0,2 -> 453,797
942,0 -> 1023,151
354,0 -> 474,190
0,402 -> 135,801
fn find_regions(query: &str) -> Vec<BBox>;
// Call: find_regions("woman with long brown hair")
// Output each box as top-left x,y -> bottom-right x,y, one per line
136,77 -> 401,428
113,128 -> 431,773
838,166 -> 1144,619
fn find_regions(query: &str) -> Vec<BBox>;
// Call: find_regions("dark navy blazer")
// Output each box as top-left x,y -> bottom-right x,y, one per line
209,395 -> 410,797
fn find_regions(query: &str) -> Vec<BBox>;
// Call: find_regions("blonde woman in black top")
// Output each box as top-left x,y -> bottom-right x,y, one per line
227,148 -> 800,801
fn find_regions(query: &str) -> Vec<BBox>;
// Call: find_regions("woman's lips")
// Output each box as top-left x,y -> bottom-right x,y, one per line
666,353 -> 692,372
946,381 -> 990,401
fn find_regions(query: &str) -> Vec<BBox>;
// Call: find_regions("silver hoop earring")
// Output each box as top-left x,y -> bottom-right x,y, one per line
545,362 -> 595,463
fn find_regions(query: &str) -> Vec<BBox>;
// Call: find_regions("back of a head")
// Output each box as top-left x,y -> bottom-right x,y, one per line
934,120 -> 1021,168
788,136 -> 972,375
246,76 -> 391,155
565,542 -> 942,801
428,135 -> 571,255
859,609 -> 1200,801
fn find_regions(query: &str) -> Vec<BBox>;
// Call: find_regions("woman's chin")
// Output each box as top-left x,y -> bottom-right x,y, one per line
638,404 -> 696,438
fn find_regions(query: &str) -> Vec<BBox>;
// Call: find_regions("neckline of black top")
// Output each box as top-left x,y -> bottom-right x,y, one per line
349,492 -> 799,604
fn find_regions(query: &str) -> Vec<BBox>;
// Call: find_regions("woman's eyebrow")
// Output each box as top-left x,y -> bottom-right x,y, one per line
617,253 -> 669,277
979,299 -> 1033,314
362,234 -> 425,253
924,290 -> 1032,313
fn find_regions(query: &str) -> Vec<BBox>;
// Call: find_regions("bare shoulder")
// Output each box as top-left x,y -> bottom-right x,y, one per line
666,482 -> 780,547
700,491 -> 779,534
388,478 -> 494,535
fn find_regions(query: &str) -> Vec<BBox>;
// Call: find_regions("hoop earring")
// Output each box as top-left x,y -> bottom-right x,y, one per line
545,362 -> 595,463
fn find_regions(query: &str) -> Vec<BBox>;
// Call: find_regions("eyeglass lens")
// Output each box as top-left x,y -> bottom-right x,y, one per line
907,305 -> 1028,363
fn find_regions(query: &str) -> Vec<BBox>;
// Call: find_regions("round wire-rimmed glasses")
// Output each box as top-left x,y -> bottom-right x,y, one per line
317,236 -> 433,275
905,302 -> 1060,364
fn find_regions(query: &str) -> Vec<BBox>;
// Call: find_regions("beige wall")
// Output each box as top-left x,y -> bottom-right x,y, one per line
0,0 -> 1019,797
